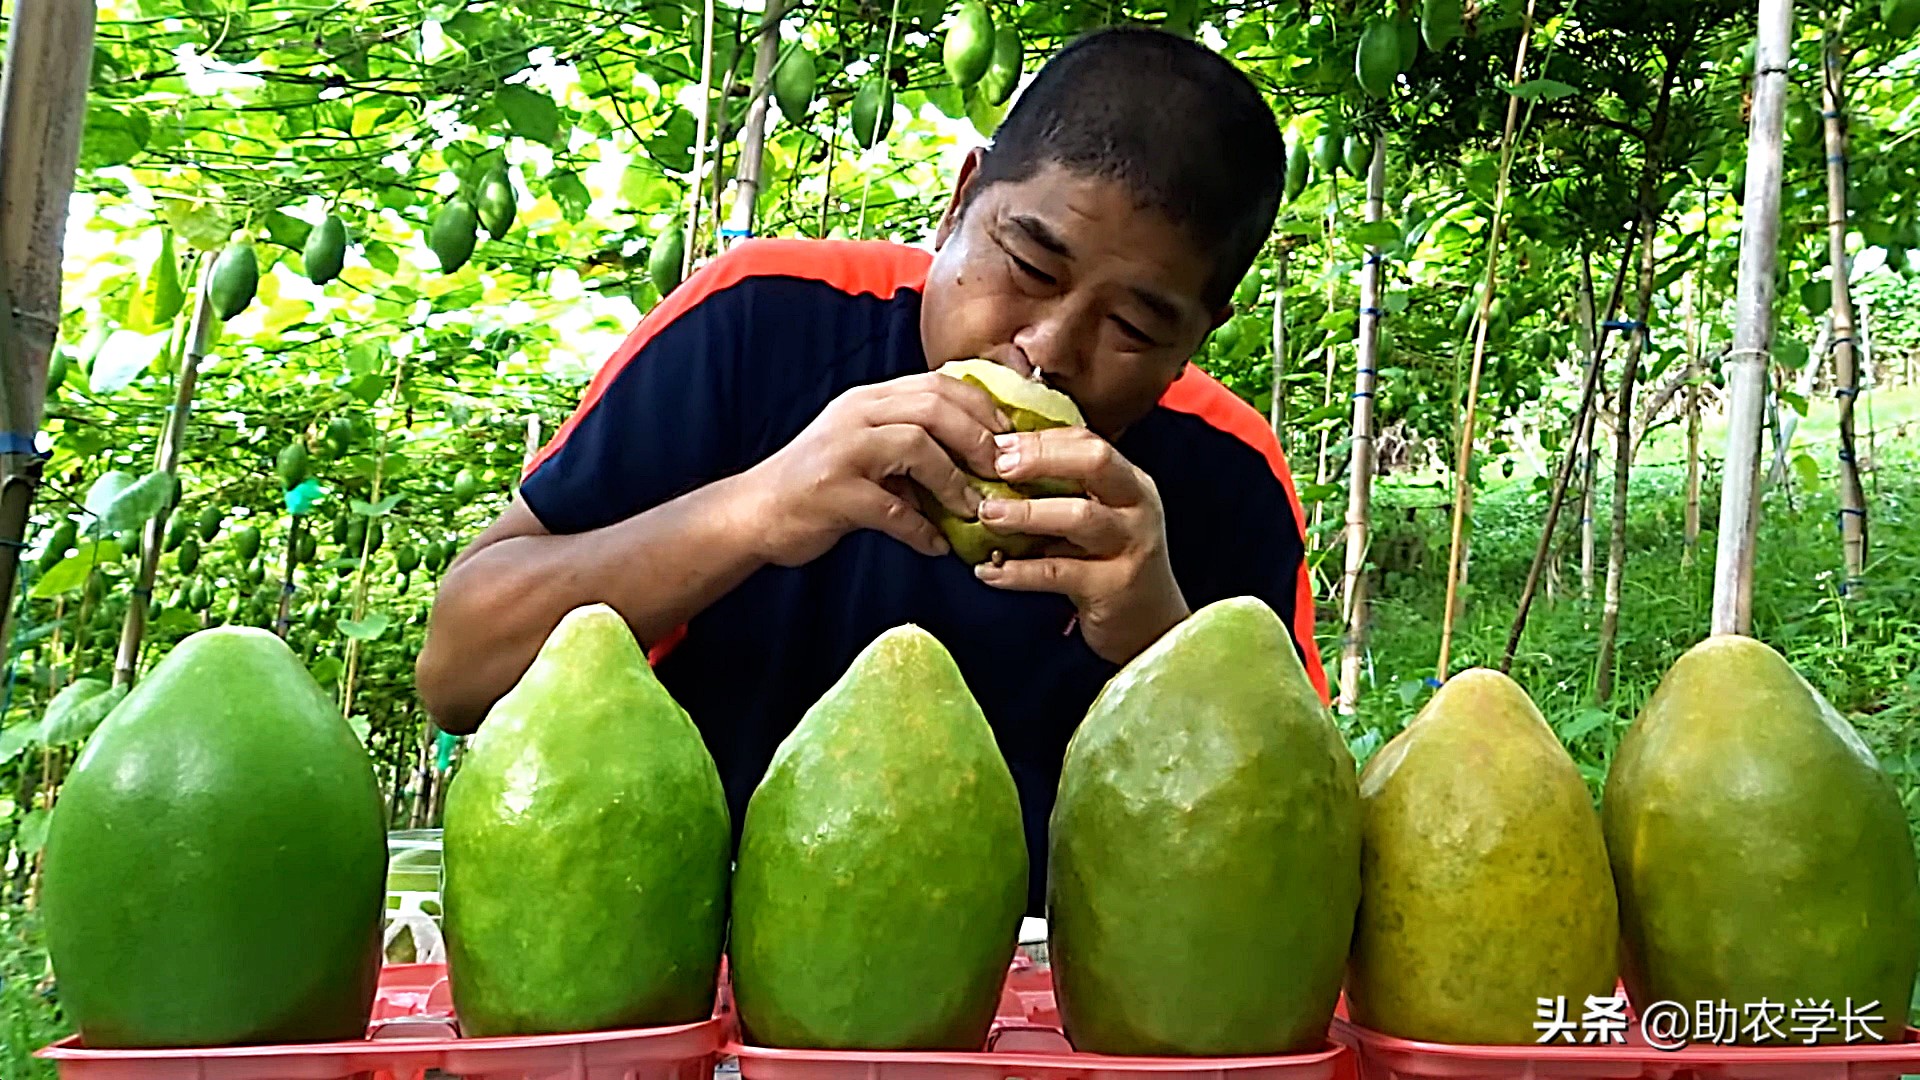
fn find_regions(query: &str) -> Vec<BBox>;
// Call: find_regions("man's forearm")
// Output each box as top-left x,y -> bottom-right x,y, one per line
416,471 -> 773,734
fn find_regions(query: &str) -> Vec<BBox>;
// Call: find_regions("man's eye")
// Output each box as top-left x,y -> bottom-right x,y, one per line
1009,252 -> 1056,285
1112,317 -> 1154,345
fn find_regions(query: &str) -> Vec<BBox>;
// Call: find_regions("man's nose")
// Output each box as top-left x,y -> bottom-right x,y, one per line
1013,304 -> 1093,383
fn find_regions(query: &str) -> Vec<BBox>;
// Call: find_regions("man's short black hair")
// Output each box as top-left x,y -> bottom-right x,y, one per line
964,25 -> 1285,309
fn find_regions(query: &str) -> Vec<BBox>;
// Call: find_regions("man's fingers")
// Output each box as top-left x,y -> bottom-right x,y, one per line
869,424 -> 985,521
972,554 -> 1089,598
863,374 -> 1011,478
851,483 -> 951,558
994,427 -> 1149,506
978,494 -> 1130,556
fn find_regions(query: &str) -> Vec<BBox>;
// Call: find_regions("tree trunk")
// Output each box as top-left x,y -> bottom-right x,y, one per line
1580,411 -> 1599,602
1682,267 -> 1704,564
1595,50 -> 1681,703
1336,137 -> 1386,714
1822,27 -> 1867,586
1712,0 -> 1795,636
113,258 -> 214,687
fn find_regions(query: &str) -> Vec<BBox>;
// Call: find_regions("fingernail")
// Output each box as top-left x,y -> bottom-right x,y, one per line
974,562 -> 1000,581
993,434 -> 1020,473
978,499 -> 1006,522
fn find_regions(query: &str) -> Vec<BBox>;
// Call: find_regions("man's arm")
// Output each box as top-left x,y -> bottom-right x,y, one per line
415,370 -> 1012,735
415,473 -> 773,735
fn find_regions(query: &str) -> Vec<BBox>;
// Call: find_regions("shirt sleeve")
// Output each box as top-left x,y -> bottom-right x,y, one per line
518,267 -> 763,536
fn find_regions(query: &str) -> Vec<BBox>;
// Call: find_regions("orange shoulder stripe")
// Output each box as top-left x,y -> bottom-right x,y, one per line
521,238 -> 932,481
1156,364 -> 1330,705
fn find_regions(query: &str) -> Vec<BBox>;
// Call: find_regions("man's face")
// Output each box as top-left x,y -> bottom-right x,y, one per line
921,151 -> 1230,437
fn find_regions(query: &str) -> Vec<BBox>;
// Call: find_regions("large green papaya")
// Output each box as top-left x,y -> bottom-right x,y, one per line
976,22 -> 1023,106
477,170 -> 517,240
1284,136 -> 1311,200
649,229 -> 686,296
442,604 -> 731,1035
1355,18 -> 1401,98
1048,596 -> 1360,1056
1421,0 -> 1462,50
429,197 -> 479,273
1603,635 -> 1920,1044
730,624 -> 1026,1050
41,626 -> 386,1048
1313,122 -> 1345,175
1346,669 -> 1618,1043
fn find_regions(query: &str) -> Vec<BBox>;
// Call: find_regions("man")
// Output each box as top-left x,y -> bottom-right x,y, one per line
416,25 -> 1327,914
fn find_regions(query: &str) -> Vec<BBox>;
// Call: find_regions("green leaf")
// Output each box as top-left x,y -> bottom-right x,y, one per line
1555,706 -> 1612,744
363,240 -> 401,275
1791,451 -> 1821,490
41,678 -> 127,745
31,540 -> 120,599
91,328 -> 170,394
496,85 -> 561,143
1503,78 -> 1579,102
16,808 -> 50,857
645,109 -> 697,174
1349,221 -> 1401,248
81,104 -> 151,167
547,170 -> 591,223
101,470 -> 177,534
351,495 -> 404,516
264,210 -> 314,253
310,655 -> 345,685
338,612 -> 392,641
83,471 -> 139,526
0,720 -> 43,765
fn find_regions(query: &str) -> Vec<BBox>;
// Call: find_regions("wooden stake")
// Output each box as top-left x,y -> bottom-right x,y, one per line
721,0 -> 788,251
1712,0 -> 1794,636
1269,245 -> 1291,436
681,0 -> 718,279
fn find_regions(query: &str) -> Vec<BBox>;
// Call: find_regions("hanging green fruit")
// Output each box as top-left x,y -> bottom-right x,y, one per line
1345,132 -> 1374,178
208,239 -> 259,321
1421,0 -> 1463,50
1285,140 -> 1311,201
851,77 -> 894,149
47,351 -> 68,395
233,525 -> 262,563
244,558 -> 265,586
325,417 -> 354,458
396,543 -> 421,574
1394,12 -> 1419,70
429,197 -> 480,273
367,519 -> 384,555
346,517 -> 367,553
453,469 -> 482,504
649,229 -> 686,297
296,533 -> 318,565
196,505 -> 223,542
305,214 -> 347,286
188,581 -> 209,610
276,442 -> 310,489
177,537 -> 201,575
944,1 -> 995,90
165,515 -> 188,553
478,170 -> 517,240
38,520 -> 77,575
1355,18 -> 1401,99
977,22 -> 1023,105
774,43 -> 817,123
1313,122 -> 1345,174
331,512 -> 350,546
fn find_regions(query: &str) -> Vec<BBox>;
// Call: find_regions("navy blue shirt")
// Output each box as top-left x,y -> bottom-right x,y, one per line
520,238 -> 1326,914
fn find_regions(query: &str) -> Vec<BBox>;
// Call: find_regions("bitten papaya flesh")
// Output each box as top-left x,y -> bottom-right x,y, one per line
1049,596 -> 1361,1056
729,624 -> 1026,1049
915,359 -> 1086,565
1346,668 -> 1618,1044
1602,635 -> 1920,1044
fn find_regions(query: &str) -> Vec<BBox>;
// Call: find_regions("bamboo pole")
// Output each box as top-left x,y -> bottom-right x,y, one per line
112,256 -> 214,687
1436,0 -> 1537,681
720,0 -> 788,250
1336,136 -> 1386,714
1269,246 -> 1291,435
1821,27 -> 1867,587
1712,0 -> 1794,636
0,0 -> 96,671
1683,273 -> 1705,562
680,0 -> 719,278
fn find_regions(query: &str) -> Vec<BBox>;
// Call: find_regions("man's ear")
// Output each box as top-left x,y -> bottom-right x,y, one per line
934,147 -> 987,248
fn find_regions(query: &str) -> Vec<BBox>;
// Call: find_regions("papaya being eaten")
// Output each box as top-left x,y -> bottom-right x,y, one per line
919,359 -> 1086,566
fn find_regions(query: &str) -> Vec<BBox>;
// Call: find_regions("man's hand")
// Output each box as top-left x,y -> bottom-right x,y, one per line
744,371 -> 1012,567
970,427 -> 1190,665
